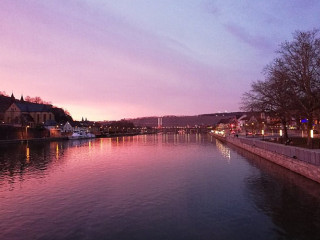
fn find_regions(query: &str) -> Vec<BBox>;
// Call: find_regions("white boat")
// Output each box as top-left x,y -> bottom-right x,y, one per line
68,130 -> 96,140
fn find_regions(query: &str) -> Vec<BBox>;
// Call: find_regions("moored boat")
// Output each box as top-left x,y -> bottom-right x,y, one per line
68,130 -> 96,140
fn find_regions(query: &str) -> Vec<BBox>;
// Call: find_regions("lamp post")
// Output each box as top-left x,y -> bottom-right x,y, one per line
25,125 -> 30,140
251,122 -> 255,137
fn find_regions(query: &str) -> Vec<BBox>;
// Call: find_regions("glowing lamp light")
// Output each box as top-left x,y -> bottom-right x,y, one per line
280,130 -> 283,137
262,130 -> 264,135
311,130 -> 314,138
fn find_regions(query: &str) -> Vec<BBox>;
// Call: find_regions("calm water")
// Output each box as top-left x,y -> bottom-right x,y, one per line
0,134 -> 320,240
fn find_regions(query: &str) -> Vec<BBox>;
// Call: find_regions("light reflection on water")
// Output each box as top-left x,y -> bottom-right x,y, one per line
216,139 -> 231,161
0,134 -> 320,240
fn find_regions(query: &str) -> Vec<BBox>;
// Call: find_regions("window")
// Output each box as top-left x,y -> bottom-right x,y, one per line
43,114 -> 47,123
37,114 -> 40,123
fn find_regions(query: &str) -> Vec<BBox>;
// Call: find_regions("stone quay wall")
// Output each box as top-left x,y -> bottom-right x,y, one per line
212,134 -> 320,184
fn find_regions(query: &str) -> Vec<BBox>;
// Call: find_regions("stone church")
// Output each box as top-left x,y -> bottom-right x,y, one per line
4,94 -> 54,127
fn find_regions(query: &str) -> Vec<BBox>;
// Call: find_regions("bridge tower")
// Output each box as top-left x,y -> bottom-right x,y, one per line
158,117 -> 163,128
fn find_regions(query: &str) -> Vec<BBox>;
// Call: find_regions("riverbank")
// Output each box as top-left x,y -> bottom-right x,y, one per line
211,133 -> 320,184
0,136 -> 69,145
0,132 -> 144,145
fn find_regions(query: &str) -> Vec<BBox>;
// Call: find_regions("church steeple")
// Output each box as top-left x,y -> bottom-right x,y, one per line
20,94 -> 24,102
10,92 -> 15,103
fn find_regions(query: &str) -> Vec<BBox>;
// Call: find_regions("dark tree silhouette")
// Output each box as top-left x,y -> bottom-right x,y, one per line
279,30 -> 320,146
242,59 -> 293,140
0,91 -> 8,96
242,30 -> 320,145
25,96 -> 52,105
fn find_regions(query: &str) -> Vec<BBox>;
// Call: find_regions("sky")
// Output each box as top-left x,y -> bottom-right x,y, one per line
1,0 -> 319,121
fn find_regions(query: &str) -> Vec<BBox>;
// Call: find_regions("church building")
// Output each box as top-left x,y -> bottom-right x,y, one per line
4,94 -> 55,127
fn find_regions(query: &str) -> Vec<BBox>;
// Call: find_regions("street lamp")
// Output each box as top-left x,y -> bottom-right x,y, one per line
26,125 -> 30,140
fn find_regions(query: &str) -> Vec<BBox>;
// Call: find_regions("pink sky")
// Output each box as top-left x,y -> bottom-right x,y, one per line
1,1 -> 319,120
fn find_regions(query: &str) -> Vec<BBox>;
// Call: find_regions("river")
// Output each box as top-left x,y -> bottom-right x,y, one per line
0,134 -> 320,240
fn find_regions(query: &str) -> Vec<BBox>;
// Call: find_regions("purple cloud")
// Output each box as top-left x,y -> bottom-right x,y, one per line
224,23 -> 273,50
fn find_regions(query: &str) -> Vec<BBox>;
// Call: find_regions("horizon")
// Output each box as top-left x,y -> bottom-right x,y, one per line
1,1 -> 319,121
1,91 -> 244,122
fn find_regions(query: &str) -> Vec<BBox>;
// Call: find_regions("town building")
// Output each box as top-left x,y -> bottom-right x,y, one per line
4,100 -> 54,127
61,121 -> 74,132
0,94 -> 16,123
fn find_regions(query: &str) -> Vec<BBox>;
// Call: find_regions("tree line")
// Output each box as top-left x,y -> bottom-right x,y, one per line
242,29 -> 320,146
0,92 -> 52,105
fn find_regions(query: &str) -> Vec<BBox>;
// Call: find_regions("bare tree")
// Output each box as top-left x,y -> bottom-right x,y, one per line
25,96 -> 52,105
0,91 -> 8,96
279,30 -> 320,145
243,30 -> 320,146
242,59 -> 293,140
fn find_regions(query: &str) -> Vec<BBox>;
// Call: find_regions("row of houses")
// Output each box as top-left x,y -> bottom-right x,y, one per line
2,95 -> 107,141
0,93 -> 144,139
0,94 -> 99,139
216,112 -> 290,134
215,111 -> 320,135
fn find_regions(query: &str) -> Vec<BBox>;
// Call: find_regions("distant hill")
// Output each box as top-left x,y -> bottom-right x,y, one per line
125,112 -> 246,127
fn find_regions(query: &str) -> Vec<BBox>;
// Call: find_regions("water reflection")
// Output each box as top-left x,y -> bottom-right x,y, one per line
232,147 -> 320,239
55,143 -> 59,160
103,133 -> 205,146
0,135 -> 320,240
0,139 -> 94,191
0,134 -> 207,191
215,139 -> 231,161
26,145 -> 30,163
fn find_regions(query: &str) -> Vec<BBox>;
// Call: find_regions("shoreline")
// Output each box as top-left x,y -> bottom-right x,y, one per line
0,132 -> 144,145
211,133 -> 320,184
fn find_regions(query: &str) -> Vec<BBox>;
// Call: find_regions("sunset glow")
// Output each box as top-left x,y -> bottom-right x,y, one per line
1,0 -> 319,120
